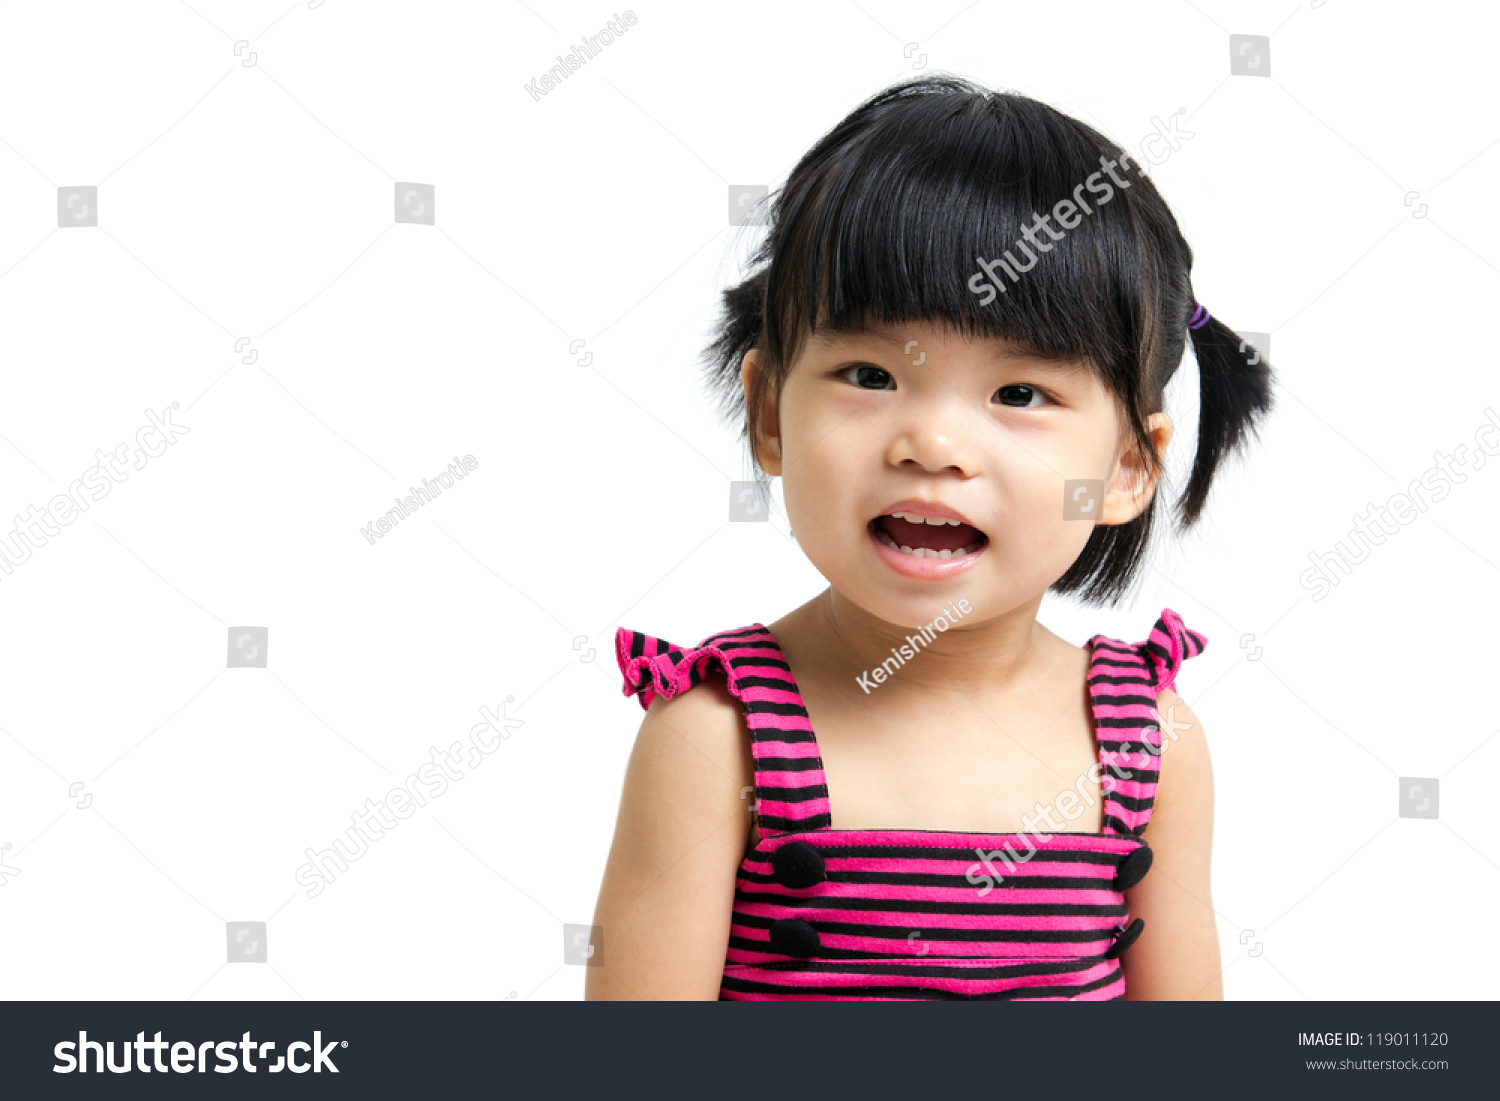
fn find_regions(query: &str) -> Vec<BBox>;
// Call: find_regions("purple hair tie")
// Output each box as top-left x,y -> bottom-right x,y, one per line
1188,303 -> 1211,330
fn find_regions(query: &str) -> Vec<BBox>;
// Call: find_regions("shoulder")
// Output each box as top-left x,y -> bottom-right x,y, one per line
614,627 -> 757,823
1151,686 -> 1212,813
610,666 -> 756,886
592,640 -> 758,999
634,664 -> 750,771
1154,687 -> 1205,749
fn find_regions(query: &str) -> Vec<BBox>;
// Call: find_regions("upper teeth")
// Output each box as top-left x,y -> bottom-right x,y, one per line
891,511 -> 961,526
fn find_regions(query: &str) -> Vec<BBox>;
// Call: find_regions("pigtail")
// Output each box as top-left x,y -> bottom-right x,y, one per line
1177,312 -> 1275,527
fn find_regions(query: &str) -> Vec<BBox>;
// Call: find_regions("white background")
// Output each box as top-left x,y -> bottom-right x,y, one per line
0,0 -> 1495,1001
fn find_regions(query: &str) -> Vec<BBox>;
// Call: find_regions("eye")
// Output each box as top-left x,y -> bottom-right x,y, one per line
994,384 -> 1053,409
839,364 -> 895,390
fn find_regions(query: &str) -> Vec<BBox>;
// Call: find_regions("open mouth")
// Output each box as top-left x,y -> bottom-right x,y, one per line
868,511 -> 988,560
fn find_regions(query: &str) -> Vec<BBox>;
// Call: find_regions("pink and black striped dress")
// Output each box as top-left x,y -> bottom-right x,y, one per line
614,607 -> 1207,1001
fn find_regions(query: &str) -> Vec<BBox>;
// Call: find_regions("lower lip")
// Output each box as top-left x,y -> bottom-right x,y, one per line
867,521 -> 987,580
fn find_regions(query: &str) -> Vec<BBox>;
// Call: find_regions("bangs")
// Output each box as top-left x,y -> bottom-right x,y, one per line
761,81 -> 1154,382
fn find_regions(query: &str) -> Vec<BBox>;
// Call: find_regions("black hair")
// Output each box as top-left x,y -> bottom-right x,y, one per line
702,73 -> 1274,607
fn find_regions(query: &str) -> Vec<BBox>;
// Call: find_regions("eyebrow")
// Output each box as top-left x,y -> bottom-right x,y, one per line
812,325 -> 1090,373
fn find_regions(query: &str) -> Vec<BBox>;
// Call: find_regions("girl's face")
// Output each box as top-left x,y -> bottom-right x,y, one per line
742,318 -> 1171,629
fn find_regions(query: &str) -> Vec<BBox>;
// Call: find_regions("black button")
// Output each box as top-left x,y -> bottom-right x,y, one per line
771,841 -> 826,889
768,918 -> 820,958
1105,917 -> 1145,959
1113,845 -> 1153,892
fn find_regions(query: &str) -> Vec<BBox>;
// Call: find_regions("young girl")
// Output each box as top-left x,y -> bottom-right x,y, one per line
586,74 -> 1273,1001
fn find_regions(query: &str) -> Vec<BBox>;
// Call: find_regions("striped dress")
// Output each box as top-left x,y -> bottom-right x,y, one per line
614,608 -> 1207,1001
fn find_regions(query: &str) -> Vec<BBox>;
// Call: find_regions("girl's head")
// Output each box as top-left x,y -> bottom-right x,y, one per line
704,75 -> 1274,619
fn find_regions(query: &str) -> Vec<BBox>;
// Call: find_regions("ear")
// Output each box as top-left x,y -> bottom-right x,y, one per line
1099,412 -> 1172,525
739,349 -> 783,475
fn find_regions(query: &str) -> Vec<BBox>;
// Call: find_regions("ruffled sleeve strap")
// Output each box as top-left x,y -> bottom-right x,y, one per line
615,627 -> 747,713
1140,607 -> 1209,696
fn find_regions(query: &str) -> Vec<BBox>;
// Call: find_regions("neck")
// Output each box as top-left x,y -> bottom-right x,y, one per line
809,586 -> 1054,699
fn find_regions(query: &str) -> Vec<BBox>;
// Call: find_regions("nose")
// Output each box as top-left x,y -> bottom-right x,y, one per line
885,396 -> 981,476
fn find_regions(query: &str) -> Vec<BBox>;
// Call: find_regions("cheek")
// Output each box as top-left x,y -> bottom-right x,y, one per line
778,424 -> 878,564
999,463 -> 1104,561
782,449 -> 852,546
781,403 -> 865,499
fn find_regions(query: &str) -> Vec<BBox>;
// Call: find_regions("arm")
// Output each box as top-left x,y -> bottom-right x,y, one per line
1120,688 -> 1222,1000
584,670 -> 756,1000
